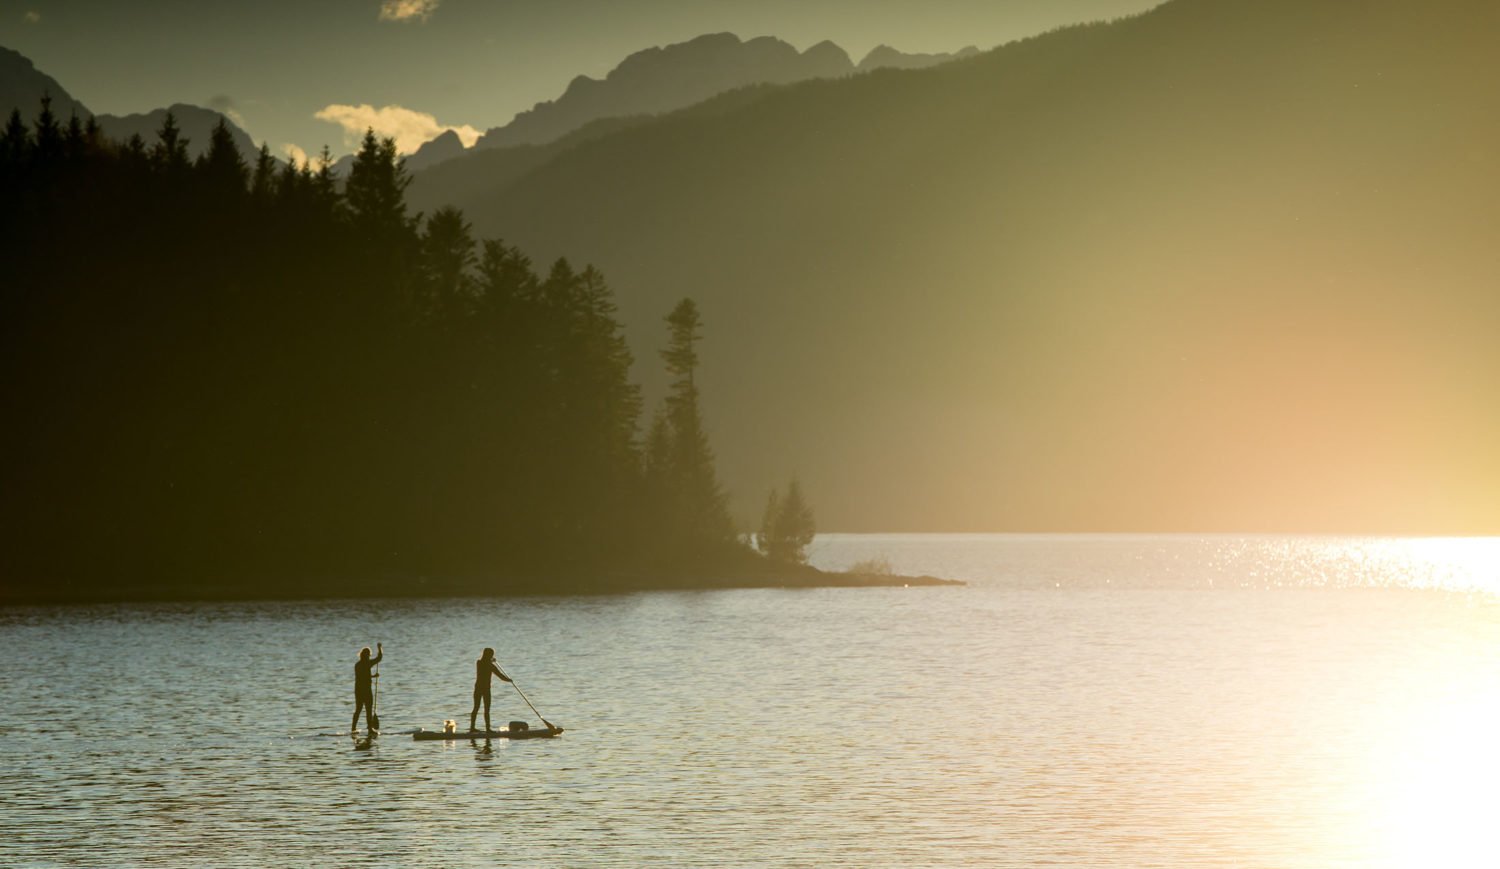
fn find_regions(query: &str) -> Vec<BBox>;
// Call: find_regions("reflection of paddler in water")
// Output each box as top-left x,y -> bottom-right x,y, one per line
352,643 -> 382,733
470,647 -> 512,732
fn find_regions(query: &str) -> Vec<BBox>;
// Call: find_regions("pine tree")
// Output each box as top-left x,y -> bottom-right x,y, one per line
122,133 -> 147,161
63,112 -> 85,161
250,143 -> 277,201
541,257 -> 578,307
198,117 -> 248,195
0,109 -> 27,165
419,206 -> 477,318
83,114 -> 103,150
345,129 -> 410,236
656,298 -> 733,546
344,129 -> 417,317
757,479 -> 816,563
476,239 -> 536,313
149,110 -> 190,174
573,264 -> 642,476
312,146 -> 339,207
275,152 -> 302,202
31,94 -> 61,163
537,257 -> 580,387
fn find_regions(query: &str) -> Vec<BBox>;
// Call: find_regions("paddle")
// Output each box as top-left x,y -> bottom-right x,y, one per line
497,663 -> 561,733
369,641 -> 382,732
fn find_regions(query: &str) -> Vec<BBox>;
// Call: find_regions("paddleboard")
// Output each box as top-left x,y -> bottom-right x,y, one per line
412,726 -> 562,741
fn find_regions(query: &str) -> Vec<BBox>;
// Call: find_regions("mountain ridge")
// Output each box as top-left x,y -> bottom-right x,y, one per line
473,32 -> 983,152
410,0 -> 1500,533
94,103 -> 261,161
857,43 -> 981,71
2,46 -> 265,162
1,44 -> 91,121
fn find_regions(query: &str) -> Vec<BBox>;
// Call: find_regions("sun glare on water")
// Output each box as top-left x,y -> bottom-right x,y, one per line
1298,536 -> 1500,595
1376,695 -> 1500,868
1329,538 -> 1500,867
1378,537 -> 1500,594
1206,536 -> 1500,864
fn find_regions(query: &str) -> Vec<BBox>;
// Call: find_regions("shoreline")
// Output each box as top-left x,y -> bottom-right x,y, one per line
0,564 -> 963,607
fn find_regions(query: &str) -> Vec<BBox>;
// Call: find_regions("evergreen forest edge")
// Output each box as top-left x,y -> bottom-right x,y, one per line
0,102 -> 943,603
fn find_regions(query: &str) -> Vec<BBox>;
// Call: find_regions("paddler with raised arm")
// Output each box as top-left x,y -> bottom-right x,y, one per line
352,642 -> 382,733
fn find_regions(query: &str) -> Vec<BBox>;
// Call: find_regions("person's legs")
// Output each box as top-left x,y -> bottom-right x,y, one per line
353,693 -> 369,731
482,691 -> 492,732
470,689 -> 482,731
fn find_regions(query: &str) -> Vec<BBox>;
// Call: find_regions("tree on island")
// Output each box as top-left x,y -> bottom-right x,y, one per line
756,479 -> 817,564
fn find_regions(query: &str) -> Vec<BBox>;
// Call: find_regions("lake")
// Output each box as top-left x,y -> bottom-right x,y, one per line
3,534 -> 1498,867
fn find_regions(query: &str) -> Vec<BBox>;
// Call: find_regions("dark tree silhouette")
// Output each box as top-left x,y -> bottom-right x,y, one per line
197,117 -> 249,195
648,298 -> 734,549
345,128 -> 410,236
0,99 -> 776,600
757,479 -> 817,564
250,142 -> 277,201
419,206 -> 477,319
149,110 -> 190,174
31,94 -> 61,161
1,109 -> 25,154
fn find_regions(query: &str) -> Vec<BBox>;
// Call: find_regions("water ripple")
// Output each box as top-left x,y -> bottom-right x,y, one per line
2,536 -> 1498,866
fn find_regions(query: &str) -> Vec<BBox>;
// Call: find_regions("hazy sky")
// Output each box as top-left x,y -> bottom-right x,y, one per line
0,0 -> 1159,160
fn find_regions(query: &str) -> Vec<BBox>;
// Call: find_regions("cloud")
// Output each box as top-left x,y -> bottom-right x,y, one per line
206,95 -> 247,130
379,0 -> 439,22
283,144 -> 314,169
313,103 -> 480,155
23,11 -> 41,24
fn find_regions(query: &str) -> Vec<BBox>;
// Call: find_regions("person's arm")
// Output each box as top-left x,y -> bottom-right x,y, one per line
372,643 -> 383,665
490,661 -> 511,682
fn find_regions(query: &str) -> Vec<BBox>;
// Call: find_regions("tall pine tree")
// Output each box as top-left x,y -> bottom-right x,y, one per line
651,298 -> 733,548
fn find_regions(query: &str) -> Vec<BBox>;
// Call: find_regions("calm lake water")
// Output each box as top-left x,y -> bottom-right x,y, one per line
3,534 -> 1499,867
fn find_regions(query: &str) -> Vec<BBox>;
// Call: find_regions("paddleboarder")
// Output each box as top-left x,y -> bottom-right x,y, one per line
469,647 -> 512,733
352,643 -> 382,733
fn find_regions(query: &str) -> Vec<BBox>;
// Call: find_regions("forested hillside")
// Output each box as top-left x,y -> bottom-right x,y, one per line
410,0 -> 1500,533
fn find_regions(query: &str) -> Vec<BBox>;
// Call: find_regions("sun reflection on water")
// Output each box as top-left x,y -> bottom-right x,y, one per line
1220,536 -> 1500,594
1332,537 -> 1500,867
1357,537 -> 1500,594
1367,681 -> 1500,868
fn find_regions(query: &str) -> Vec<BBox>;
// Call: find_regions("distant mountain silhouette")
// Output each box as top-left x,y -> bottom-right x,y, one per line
404,128 -> 466,171
1,44 -> 90,120
411,0 -> 1500,533
411,97 -> 761,222
475,33 -> 860,150
2,47 -> 263,161
856,44 -> 981,72
96,103 -> 261,160
323,129 -> 472,178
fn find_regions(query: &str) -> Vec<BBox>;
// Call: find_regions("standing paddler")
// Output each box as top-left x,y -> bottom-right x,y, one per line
469,647 -> 512,732
352,642 -> 382,733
